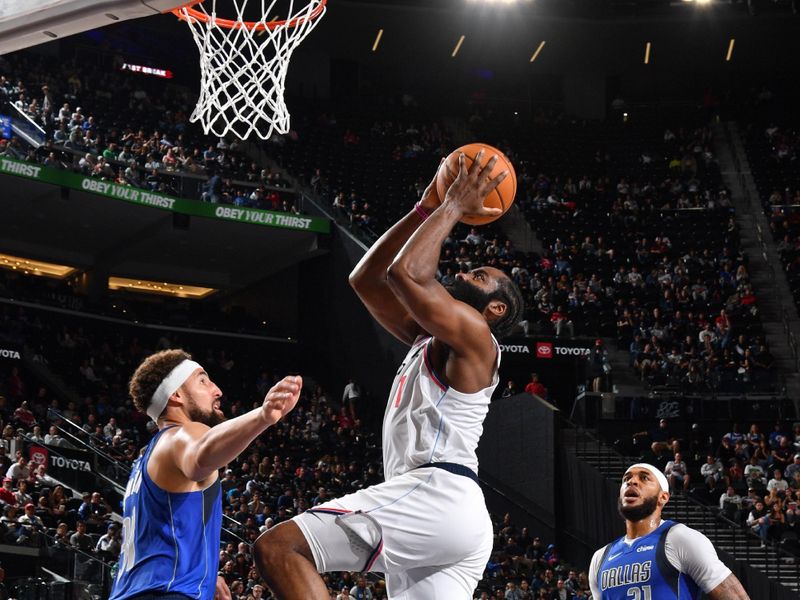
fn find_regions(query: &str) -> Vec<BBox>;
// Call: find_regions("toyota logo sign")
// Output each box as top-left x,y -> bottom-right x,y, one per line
536,342 -> 553,359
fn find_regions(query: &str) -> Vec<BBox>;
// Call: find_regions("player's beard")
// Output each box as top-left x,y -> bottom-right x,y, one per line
186,397 -> 226,427
617,494 -> 659,522
445,278 -> 493,313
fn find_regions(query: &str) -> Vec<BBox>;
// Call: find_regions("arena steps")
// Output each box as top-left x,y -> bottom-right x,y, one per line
718,120 -> 800,415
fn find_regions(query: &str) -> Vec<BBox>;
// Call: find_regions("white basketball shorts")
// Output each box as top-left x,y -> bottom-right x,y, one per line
292,465 -> 493,599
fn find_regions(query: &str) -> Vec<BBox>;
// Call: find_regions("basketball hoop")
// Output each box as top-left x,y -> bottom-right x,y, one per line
172,0 -> 326,140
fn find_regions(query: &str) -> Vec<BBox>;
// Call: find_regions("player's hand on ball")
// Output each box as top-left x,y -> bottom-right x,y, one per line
261,375 -> 302,426
419,158 -> 446,212
444,150 -> 508,219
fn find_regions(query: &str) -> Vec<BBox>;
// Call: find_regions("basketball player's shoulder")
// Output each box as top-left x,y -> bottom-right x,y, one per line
664,521 -> 731,592
664,520 -> 712,547
589,542 -> 611,576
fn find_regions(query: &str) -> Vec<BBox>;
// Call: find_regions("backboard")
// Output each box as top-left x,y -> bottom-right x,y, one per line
0,0 -> 186,55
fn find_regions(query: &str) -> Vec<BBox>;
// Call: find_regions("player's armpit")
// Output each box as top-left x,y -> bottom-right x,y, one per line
348,277 -> 425,345
214,576 -> 232,600
707,574 -> 750,600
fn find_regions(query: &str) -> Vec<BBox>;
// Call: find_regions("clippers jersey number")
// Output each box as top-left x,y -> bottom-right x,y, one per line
394,375 -> 407,408
392,343 -> 423,408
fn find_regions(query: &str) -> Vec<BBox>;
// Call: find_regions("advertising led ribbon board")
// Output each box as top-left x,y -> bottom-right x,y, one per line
0,157 -> 330,234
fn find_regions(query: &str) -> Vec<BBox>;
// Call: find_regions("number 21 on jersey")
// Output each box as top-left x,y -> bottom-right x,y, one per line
627,586 -> 652,600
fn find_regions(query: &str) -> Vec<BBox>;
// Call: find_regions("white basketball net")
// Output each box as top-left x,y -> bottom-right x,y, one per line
177,0 -> 326,140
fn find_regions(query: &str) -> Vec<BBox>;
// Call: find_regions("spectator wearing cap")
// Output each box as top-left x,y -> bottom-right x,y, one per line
0,478 -> 15,506
16,502 -> 43,545
95,522 -> 121,559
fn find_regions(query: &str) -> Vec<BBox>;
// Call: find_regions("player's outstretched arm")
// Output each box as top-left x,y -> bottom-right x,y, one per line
387,151 -> 507,355
707,574 -> 750,600
169,376 -> 302,482
349,166 -> 443,345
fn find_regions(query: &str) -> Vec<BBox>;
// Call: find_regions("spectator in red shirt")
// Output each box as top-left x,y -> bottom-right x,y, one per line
13,401 -> 35,429
525,373 -> 548,399
0,477 -> 16,505
550,305 -> 574,338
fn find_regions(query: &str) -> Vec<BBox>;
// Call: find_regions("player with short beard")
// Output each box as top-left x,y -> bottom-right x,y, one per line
589,464 -> 749,599
254,152 -> 524,599
110,349 -> 301,600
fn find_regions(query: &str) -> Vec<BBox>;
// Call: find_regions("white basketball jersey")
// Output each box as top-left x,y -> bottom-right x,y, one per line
382,335 -> 501,481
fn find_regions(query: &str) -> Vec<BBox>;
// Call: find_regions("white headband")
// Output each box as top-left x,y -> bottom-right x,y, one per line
625,463 -> 670,493
147,360 -> 202,422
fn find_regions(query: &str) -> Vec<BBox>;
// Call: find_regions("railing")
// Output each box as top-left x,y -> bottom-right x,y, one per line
42,409 -> 254,547
1,100 -> 46,147
674,491 -> 800,585
725,122 -> 799,373
47,142 -> 296,202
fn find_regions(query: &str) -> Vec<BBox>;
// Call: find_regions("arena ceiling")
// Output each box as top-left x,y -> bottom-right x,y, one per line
128,0 -> 800,80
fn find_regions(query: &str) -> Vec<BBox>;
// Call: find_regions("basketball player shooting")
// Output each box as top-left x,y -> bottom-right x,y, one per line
109,349 -> 302,600
253,151 -> 524,599
589,464 -> 749,599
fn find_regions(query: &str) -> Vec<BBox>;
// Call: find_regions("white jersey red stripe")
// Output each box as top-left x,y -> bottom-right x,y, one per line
381,335 -> 501,481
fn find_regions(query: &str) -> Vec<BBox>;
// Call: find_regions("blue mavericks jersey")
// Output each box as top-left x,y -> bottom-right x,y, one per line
110,426 -> 222,600
596,521 -> 700,600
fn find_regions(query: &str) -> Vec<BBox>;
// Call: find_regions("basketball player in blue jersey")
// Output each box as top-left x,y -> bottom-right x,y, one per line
109,349 -> 302,600
589,464 -> 749,599
253,152 -> 524,599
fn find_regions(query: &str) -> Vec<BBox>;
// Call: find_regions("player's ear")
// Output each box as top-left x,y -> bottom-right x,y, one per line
167,388 -> 186,408
659,490 -> 670,507
486,299 -> 507,319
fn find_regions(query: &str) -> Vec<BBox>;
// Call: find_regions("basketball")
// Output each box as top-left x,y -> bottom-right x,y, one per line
435,142 -> 517,226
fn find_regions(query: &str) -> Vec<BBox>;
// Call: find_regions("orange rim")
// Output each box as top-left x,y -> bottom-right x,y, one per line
171,0 -> 326,31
